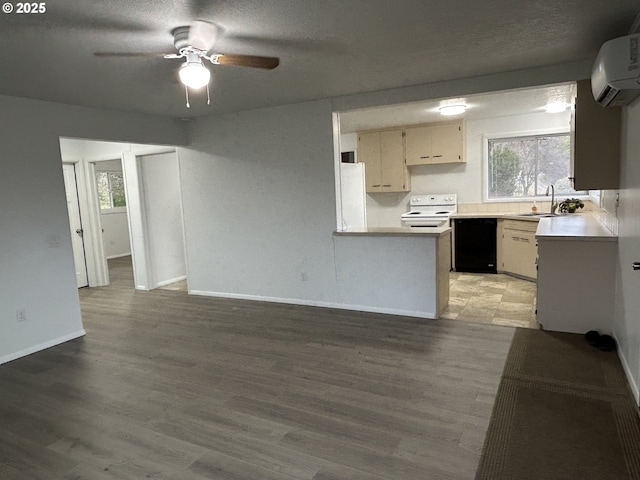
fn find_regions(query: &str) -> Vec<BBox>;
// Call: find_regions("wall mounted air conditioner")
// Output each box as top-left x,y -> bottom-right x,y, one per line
591,33 -> 640,107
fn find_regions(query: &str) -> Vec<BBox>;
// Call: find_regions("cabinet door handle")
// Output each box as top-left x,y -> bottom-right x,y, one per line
382,184 -> 392,187
420,156 -> 430,159
633,262 -> 640,271
372,184 -> 381,187
433,155 -> 443,158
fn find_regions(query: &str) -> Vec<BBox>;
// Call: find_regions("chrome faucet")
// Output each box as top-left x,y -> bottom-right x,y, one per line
545,184 -> 557,214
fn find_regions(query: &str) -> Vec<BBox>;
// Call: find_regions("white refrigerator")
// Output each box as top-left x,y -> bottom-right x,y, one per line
339,163 -> 367,230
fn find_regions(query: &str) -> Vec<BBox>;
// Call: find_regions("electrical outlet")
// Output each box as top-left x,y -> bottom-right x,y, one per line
16,308 -> 26,323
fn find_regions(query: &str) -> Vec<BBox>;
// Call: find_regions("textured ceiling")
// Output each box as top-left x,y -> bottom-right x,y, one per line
0,0 -> 637,119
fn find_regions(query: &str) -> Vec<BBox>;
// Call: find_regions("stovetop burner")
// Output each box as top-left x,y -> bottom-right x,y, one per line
400,193 -> 457,227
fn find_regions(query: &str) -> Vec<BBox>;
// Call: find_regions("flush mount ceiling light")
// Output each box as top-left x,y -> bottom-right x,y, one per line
439,104 -> 466,116
545,102 -> 568,113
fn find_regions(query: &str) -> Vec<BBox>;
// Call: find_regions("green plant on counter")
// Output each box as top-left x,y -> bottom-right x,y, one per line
558,198 -> 585,214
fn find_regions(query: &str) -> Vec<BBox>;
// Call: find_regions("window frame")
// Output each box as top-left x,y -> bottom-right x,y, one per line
483,128 -> 588,203
96,170 -> 127,215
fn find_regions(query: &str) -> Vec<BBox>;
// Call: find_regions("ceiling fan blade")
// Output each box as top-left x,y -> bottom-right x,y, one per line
215,54 -> 280,69
94,52 -> 170,58
188,20 -> 221,52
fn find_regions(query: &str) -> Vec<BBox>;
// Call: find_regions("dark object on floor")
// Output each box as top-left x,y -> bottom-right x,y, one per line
585,330 -> 601,346
584,330 -> 617,351
598,334 -> 617,352
476,329 -> 640,480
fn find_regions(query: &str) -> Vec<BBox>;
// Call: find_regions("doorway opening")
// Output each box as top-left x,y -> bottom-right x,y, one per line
59,138 -> 188,293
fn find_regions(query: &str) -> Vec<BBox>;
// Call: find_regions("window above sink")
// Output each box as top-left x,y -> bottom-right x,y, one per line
486,132 -> 587,201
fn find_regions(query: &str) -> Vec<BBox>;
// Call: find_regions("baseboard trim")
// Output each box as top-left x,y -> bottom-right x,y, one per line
156,275 -> 187,287
614,332 -> 639,406
0,329 -> 87,366
188,289 -> 437,320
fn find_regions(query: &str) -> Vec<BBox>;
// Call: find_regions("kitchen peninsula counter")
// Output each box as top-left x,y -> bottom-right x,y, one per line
334,226 -> 451,237
332,227 -> 451,319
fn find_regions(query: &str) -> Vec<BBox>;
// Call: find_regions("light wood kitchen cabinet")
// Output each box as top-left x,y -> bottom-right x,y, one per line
570,79 -> 621,190
500,219 -> 538,280
358,129 -> 410,193
405,121 -> 464,165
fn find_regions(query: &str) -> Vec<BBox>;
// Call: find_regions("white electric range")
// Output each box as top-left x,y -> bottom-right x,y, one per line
400,193 -> 457,228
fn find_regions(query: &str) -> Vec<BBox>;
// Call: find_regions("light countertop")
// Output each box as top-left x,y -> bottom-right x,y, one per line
536,213 -> 617,242
453,212 -> 617,240
452,213 -> 542,222
334,226 -> 452,237
336,213 -> 616,241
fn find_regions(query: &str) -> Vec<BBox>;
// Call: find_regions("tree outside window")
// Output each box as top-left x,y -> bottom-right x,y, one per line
96,172 -> 126,210
488,133 -> 585,199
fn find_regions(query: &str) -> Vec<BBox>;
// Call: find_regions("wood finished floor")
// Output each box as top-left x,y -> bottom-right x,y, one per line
0,257 -> 515,480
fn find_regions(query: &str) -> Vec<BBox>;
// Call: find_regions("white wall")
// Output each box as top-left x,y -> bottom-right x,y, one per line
179,100 -> 447,317
613,100 -> 640,403
95,159 -> 131,259
139,152 -> 186,286
363,110 -> 570,227
0,94 -> 186,364
179,100 -> 341,304
100,213 -> 131,259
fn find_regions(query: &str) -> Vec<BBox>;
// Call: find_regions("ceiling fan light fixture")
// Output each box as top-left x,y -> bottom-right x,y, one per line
179,60 -> 211,89
439,104 -> 466,116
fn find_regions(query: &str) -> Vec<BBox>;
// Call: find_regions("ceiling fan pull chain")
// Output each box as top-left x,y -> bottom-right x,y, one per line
207,84 -> 211,105
185,86 -> 190,108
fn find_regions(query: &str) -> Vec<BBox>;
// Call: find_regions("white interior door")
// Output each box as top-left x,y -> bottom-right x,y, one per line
62,164 -> 89,287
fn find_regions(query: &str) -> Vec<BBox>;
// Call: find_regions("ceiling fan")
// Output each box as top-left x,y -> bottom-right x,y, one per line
95,21 -> 280,108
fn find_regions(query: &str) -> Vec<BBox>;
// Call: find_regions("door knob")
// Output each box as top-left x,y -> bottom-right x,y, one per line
75,229 -> 83,237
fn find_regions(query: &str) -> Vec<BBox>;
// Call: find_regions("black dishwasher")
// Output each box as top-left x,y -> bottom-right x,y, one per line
454,218 -> 497,273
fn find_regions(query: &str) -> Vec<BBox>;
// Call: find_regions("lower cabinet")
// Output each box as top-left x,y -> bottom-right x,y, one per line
500,219 -> 538,280
536,238 -> 616,333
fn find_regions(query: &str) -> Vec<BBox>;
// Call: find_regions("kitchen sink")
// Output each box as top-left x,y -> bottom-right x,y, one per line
516,213 -> 557,217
